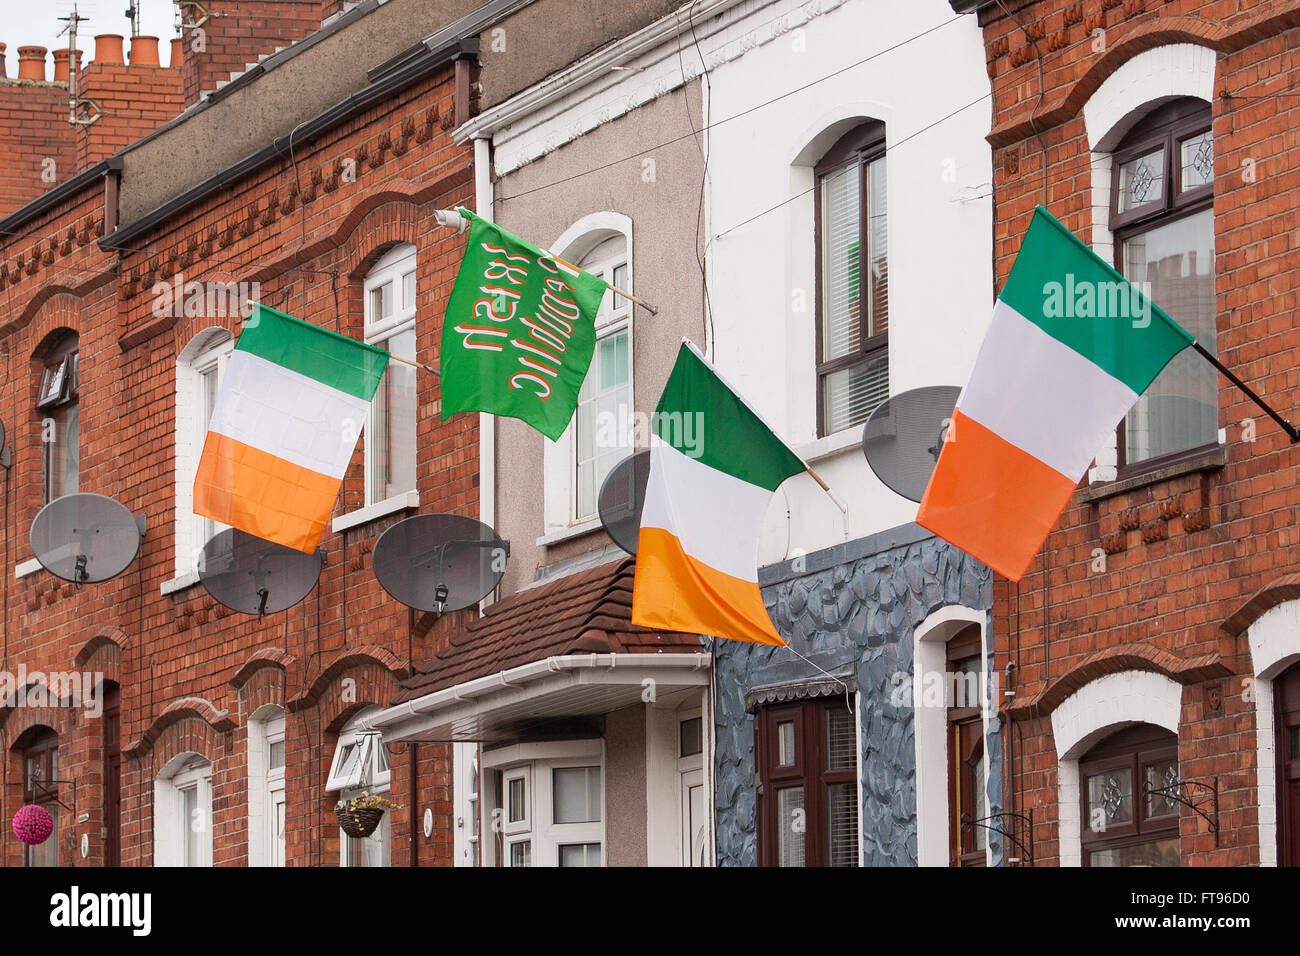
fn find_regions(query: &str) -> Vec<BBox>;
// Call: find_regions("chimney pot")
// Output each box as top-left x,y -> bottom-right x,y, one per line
94,34 -> 125,65
0,43 -> 7,79
51,48 -> 82,82
129,35 -> 160,67
17,46 -> 48,82
170,37 -> 184,69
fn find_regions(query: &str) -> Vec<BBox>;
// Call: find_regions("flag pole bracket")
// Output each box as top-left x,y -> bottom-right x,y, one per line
1193,341 -> 1299,443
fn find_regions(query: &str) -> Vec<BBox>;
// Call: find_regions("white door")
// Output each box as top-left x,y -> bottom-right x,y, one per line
681,769 -> 706,866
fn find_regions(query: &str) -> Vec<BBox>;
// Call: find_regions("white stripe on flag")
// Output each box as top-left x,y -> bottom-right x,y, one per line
639,438 -> 773,583
956,299 -> 1140,480
207,350 -> 371,480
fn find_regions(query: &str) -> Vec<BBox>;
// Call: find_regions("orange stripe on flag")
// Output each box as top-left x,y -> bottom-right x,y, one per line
194,431 -> 340,554
632,526 -> 786,646
916,408 -> 1078,581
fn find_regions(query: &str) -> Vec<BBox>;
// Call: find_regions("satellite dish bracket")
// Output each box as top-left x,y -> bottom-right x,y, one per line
0,446 -> 10,470
135,513 -> 148,537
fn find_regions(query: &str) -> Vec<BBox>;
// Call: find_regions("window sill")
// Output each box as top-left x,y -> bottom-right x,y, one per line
795,426 -> 862,466
14,557 -> 42,579
536,517 -> 604,548
332,490 -> 420,533
161,571 -> 201,595
1078,445 -> 1227,504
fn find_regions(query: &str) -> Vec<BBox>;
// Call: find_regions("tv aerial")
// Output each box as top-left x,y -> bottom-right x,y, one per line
597,449 -> 652,556
197,528 -> 325,617
371,513 -> 509,613
30,493 -> 145,584
861,385 -> 961,503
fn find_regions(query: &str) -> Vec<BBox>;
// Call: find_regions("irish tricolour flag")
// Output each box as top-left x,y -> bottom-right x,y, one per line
194,305 -> 389,553
917,206 -> 1194,580
632,341 -> 805,646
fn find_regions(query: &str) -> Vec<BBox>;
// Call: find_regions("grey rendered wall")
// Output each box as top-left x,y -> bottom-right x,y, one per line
491,83 -> 705,594
479,0 -> 689,107
712,524 -> 999,867
604,704 -> 648,866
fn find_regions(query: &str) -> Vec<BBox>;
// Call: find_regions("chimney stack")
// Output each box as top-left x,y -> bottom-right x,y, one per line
94,35 -> 124,65
17,46 -> 48,82
129,36 -> 160,67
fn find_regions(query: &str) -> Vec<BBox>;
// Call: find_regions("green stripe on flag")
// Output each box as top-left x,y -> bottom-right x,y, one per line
997,206 -> 1194,394
654,342 -> 805,492
238,304 -> 390,401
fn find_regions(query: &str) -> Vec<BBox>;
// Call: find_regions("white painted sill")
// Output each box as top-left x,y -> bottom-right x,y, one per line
15,557 -> 42,579
536,516 -> 604,548
332,490 -> 420,533
795,427 -> 862,466
161,571 -> 201,595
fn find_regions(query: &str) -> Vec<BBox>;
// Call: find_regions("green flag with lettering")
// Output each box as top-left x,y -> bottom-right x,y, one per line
440,209 -> 609,440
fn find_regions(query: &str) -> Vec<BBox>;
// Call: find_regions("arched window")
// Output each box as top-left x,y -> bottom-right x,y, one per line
19,727 -> 60,867
154,752 -> 213,867
363,245 -> 418,506
1110,98 -> 1215,471
247,705 -> 286,867
175,327 -> 234,575
1079,724 -> 1180,867
946,625 -> 986,867
35,331 -> 79,502
815,121 -> 888,437
326,708 -> 392,867
1275,663 -> 1300,866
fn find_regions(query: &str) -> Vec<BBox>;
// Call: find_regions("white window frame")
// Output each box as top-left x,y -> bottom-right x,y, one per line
452,742 -> 481,866
248,708 -> 286,867
362,244 -> 418,509
154,754 -> 213,867
541,213 -> 634,541
173,327 -> 234,582
482,739 -> 605,867
330,711 -> 392,868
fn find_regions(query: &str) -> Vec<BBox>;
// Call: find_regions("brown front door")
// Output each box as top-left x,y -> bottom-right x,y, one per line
103,683 -> 121,867
1275,665 -> 1300,866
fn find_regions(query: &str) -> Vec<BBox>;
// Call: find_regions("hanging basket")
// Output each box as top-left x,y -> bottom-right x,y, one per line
336,806 -> 384,838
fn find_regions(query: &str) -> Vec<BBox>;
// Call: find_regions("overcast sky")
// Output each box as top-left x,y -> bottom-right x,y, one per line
2,0 -> 176,77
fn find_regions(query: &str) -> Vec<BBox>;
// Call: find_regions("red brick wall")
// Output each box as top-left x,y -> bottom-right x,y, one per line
0,58 -> 475,867
978,0 -> 1300,866
75,61 -> 185,169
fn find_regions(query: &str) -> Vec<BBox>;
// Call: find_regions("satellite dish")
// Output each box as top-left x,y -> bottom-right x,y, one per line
31,493 -> 143,584
597,449 -> 651,556
372,513 -> 509,613
861,385 -> 961,503
198,528 -> 324,616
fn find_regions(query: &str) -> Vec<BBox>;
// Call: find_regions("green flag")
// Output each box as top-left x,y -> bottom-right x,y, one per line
440,209 -> 609,440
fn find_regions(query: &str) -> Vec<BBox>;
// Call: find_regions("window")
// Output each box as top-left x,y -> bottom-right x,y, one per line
1110,99 -> 1215,471
1275,663 -> 1300,867
103,683 -> 121,867
1079,725 -> 1180,867
363,245 -> 418,506
483,741 -> 604,867
176,328 -> 234,573
154,754 -> 213,867
757,698 -> 858,866
247,707 -> 285,867
946,627 -> 986,867
36,331 -> 79,502
815,123 -> 888,437
327,711 -> 392,867
573,245 -> 631,521
21,728 -> 59,867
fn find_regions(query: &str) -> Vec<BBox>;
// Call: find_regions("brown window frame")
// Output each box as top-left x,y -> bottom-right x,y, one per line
20,727 -> 60,868
1275,663 -> 1300,867
1079,724 -> 1179,867
36,331 -> 80,503
755,696 -> 858,866
946,625 -> 986,866
1109,99 -> 1215,477
814,121 -> 887,438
